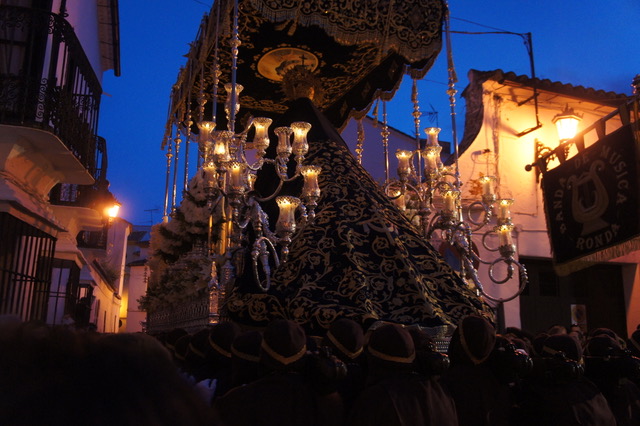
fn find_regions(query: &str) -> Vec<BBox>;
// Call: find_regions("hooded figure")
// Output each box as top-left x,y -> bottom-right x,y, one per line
441,314 -> 512,426
514,333 -> 617,426
348,323 -> 458,426
212,319 -> 342,426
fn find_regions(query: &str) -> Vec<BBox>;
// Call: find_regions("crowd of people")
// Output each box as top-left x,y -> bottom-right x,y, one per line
1,314 -> 639,425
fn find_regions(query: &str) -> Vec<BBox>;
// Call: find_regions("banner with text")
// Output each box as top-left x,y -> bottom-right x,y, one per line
542,124 -> 640,275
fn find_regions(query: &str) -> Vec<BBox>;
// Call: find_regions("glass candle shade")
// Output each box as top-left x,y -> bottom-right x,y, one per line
290,122 -> 311,157
396,150 -> 412,179
197,121 -> 215,144
212,130 -> 233,163
497,199 -> 514,221
275,126 -> 293,157
276,196 -> 300,234
442,190 -> 458,215
247,172 -> 257,190
497,224 -> 514,246
422,145 -> 442,175
425,127 -> 441,147
203,163 -> 218,189
227,161 -> 245,190
392,189 -> 406,211
224,83 -> 244,116
300,165 -> 321,198
479,175 -> 496,198
252,117 -> 272,152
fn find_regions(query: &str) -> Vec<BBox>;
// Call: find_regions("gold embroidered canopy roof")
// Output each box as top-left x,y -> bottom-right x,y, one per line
168,0 -> 446,134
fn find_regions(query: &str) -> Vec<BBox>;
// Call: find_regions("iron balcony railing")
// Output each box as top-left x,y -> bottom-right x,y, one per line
0,5 -> 103,174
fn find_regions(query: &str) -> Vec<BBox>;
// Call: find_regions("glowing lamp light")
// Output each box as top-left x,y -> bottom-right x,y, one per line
497,223 -> 514,246
290,121 -> 311,157
252,117 -> 272,152
421,145 -> 442,175
276,196 -> 300,234
392,189 -> 406,211
424,127 -> 441,147
497,198 -> 514,222
197,121 -> 215,143
480,176 -> 496,201
212,130 -> 233,162
105,203 -> 120,220
227,161 -> 245,190
396,150 -> 412,179
552,105 -> 582,141
300,165 -> 321,198
442,190 -> 458,215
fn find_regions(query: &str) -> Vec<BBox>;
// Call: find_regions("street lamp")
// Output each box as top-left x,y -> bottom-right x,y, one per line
528,105 -> 583,181
552,105 -> 582,142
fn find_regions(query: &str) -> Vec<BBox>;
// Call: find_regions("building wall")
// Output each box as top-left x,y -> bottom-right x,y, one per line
123,264 -> 148,332
339,78 -> 639,337
51,0 -> 104,82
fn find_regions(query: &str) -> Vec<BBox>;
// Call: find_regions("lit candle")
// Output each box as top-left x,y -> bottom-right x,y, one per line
212,130 -> 233,162
480,175 -> 495,198
290,122 -> 311,157
197,121 -> 215,144
497,199 -> 513,221
300,165 -> 321,198
247,173 -> 257,190
203,163 -> 217,188
396,150 -> 412,178
275,126 -> 293,157
424,127 -> 441,147
276,196 -> 300,234
227,161 -> 245,190
252,117 -> 272,152
392,189 -> 406,211
422,146 -> 442,175
497,224 -> 514,246
443,190 -> 458,215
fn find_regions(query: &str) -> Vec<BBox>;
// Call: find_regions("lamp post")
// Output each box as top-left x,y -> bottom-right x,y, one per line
529,106 -> 583,181
553,105 -> 583,142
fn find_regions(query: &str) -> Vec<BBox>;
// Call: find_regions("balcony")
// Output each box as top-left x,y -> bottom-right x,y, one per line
0,5 -> 102,174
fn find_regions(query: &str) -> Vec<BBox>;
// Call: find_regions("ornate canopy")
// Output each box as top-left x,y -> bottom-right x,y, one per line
167,0 -> 446,135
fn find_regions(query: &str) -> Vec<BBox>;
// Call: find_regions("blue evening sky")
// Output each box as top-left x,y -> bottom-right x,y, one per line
100,0 -> 640,225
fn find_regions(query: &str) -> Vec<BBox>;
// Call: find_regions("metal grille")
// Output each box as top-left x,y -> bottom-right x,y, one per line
0,212 -> 56,321
46,258 -> 81,325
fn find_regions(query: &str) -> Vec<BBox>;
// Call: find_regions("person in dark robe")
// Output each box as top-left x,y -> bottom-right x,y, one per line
212,319 -> 342,426
206,321 -> 241,402
584,334 -> 640,425
440,314 -> 512,426
347,323 -> 458,426
0,322 -> 213,426
513,333 -> 617,425
628,329 -> 640,358
321,317 -> 367,414
229,330 -> 263,387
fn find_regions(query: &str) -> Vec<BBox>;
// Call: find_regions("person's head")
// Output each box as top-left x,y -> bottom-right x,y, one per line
322,318 -> 364,364
538,334 -> 585,384
207,322 -> 241,367
542,334 -> 583,362
231,330 -> 263,386
568,324 -> 585,346
547,324 -> 567,336
0,324 -> 212,425
366,323 -> 416,373
448,315 -> 496,366
185,327 -> 215,381
628,329 -> 640,357
260,319 -> 308,373
407,326 -> 450,376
